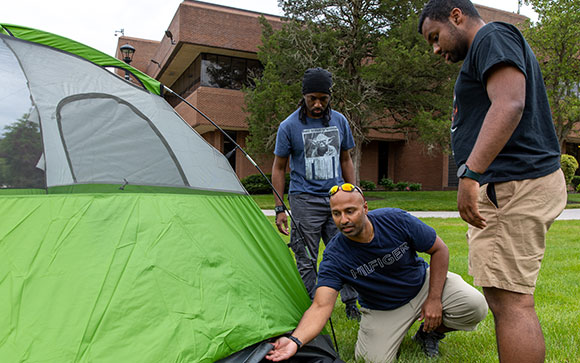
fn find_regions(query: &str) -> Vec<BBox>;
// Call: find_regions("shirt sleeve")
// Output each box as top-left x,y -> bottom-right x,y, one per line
398,210 -> 437,252
316,254 -> 344,292
474,27 -> 527,84
273,121 -> 292,157
339,113 -> 355,151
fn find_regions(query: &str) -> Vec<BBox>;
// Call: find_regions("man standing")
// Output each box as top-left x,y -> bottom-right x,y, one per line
419,1 -> 567,362
266,184 -> 488,362
272,67 -> 360,319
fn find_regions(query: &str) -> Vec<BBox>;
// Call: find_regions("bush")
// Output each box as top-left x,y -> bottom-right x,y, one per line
241,173 -> 290,194
409,183 -> 422,191
571,175 -> 580,190
561,154 -> 579,186
395,181 -> 409,191
379,177 -> 395,191
360,180 -> 376,191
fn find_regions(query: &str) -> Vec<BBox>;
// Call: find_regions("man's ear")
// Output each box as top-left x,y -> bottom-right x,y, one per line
449,7 -> 464,25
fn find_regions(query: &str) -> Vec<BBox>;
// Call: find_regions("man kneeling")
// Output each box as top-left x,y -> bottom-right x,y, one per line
266,184 -> 488,362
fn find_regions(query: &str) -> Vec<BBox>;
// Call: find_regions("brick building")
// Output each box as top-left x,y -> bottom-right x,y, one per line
117,1 -> 575,190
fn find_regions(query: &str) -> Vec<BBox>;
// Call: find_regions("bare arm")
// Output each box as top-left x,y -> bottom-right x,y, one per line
420,236 -> 449,332
272,155 -> 289,235
265,287 -> 338,361
458,64 -> 526,228
340,149 -> 355,184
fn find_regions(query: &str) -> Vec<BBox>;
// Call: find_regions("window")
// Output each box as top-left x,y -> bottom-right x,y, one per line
167,54 -> 263,106
201,54 -> 262,90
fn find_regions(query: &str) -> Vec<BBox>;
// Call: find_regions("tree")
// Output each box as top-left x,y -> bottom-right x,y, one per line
244,0 -> 456,182
0,114 -> 45,188
523,0 -> 580,149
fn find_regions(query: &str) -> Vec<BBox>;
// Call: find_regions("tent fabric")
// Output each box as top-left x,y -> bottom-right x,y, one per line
0,23 -> 340,362
0,193 -> 311,362
0,24 -> 162,95
0,33 -> 245,194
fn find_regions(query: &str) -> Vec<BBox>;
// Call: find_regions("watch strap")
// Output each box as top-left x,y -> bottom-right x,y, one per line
288,335 -> 303,349
274,205 -> 285,214
463,168 -> 481,182
457,164 -> 481,182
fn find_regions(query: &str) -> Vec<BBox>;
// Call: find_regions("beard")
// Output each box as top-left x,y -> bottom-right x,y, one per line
446,23 -> 470,63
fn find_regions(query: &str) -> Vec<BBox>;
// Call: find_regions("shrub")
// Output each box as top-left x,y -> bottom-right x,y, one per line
360,180 -> 376,191
240,173 -> 290,194
409,183 -> 422,191
379,177 -> 395,191
571,175 -> 580,190
395,181 -> 409,191
561,154 -> 579,186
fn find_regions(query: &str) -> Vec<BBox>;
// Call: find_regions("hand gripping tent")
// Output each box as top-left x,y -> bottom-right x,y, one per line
0,25 -> 340,362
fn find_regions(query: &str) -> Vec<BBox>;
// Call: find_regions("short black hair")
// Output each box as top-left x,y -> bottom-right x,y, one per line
418,0 -> 482,34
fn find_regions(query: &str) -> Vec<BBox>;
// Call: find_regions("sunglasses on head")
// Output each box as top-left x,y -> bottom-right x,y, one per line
328,183 -> 364,197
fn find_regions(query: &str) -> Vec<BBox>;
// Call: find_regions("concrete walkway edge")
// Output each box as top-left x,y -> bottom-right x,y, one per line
262,209 -> 580,220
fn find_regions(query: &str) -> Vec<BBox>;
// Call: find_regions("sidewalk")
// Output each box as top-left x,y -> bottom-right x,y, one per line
262,209 -> 580,220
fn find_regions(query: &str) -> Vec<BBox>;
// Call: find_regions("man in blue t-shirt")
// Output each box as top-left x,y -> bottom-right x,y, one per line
272,67 -> 359,319
419,1 -> 567,362
266,185 -> 487,362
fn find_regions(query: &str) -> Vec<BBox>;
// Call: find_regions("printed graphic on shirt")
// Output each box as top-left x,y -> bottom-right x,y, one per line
303,126 -> 340,180
350,242 -> 410,279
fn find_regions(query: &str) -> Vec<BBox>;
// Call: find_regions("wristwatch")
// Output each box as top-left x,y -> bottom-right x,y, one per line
288,335 -> 303,349
457,164 -> 481,182
274,205 -> 285,214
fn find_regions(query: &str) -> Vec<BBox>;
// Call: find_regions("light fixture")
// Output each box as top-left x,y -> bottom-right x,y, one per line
165,30 -> 176,45
119,44 -> 135,80
120,44 -> 135,64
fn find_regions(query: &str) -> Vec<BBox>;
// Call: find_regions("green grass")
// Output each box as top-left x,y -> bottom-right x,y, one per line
252,191 -> 580,210
265,216 -> 580,363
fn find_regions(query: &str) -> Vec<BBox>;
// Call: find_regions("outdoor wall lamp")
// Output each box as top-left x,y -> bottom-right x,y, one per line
119,43 -> 135,80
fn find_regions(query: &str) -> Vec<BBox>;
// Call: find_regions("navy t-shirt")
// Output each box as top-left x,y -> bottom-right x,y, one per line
274,108 -> 355,196
316,208 -> 436,310
452,22 -> 561,184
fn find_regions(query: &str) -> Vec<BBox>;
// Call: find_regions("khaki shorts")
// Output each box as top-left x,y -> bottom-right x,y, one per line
467,169 -> 567,294
355,269 -> 488,363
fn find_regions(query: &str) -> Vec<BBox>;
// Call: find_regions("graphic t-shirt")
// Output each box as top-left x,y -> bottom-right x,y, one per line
452,22 -> 560,184
274,109 -> 355,196
317,208 -> 436,310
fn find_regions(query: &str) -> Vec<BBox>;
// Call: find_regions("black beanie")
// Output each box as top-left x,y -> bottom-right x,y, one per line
302,67 -> 333,95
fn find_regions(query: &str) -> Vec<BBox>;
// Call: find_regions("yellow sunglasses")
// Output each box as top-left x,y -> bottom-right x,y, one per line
328,183 -> 363,197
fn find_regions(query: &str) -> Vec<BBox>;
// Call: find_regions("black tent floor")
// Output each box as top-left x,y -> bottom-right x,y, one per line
216,335 -> 345,363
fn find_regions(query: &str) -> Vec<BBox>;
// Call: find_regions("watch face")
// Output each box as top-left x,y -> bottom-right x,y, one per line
457,164 -> 466,178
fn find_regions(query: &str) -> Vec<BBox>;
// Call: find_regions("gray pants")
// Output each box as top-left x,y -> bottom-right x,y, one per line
288,193 -> 358,303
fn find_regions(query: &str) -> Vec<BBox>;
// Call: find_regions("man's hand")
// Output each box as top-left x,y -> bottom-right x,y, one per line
265,337 -> 298,361
457,177 -> 486,229
275,212 -> 289,235
419,296 -> 443,333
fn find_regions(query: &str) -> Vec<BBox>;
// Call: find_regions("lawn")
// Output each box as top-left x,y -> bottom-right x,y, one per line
264,216 -> 580,362
252,190 -> 580,210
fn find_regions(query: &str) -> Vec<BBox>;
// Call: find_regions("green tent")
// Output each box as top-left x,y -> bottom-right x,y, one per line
0,24 -> 337,362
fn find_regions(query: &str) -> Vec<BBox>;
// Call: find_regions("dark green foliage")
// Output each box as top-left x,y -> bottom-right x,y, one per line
0,114 -> 45,188
359,180 -> 376,191
395,181 -> 410,191
561,154 -> 579,186
379,177 -> 395,191
244,0 -> 457,182
571,175 -> 580,189
409,183 -> 422,191
523,0 -> 580,149
240,172 -> 290,194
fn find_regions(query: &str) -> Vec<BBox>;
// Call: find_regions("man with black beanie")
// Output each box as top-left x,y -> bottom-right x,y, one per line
272,67 -> 360,320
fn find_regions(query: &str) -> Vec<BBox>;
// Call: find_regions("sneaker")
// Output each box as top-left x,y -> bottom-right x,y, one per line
412,323 -> 445,358
345,303 -> 361,321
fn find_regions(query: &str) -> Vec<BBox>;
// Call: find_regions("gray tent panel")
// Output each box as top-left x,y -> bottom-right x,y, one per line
1,35 -> 245,193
